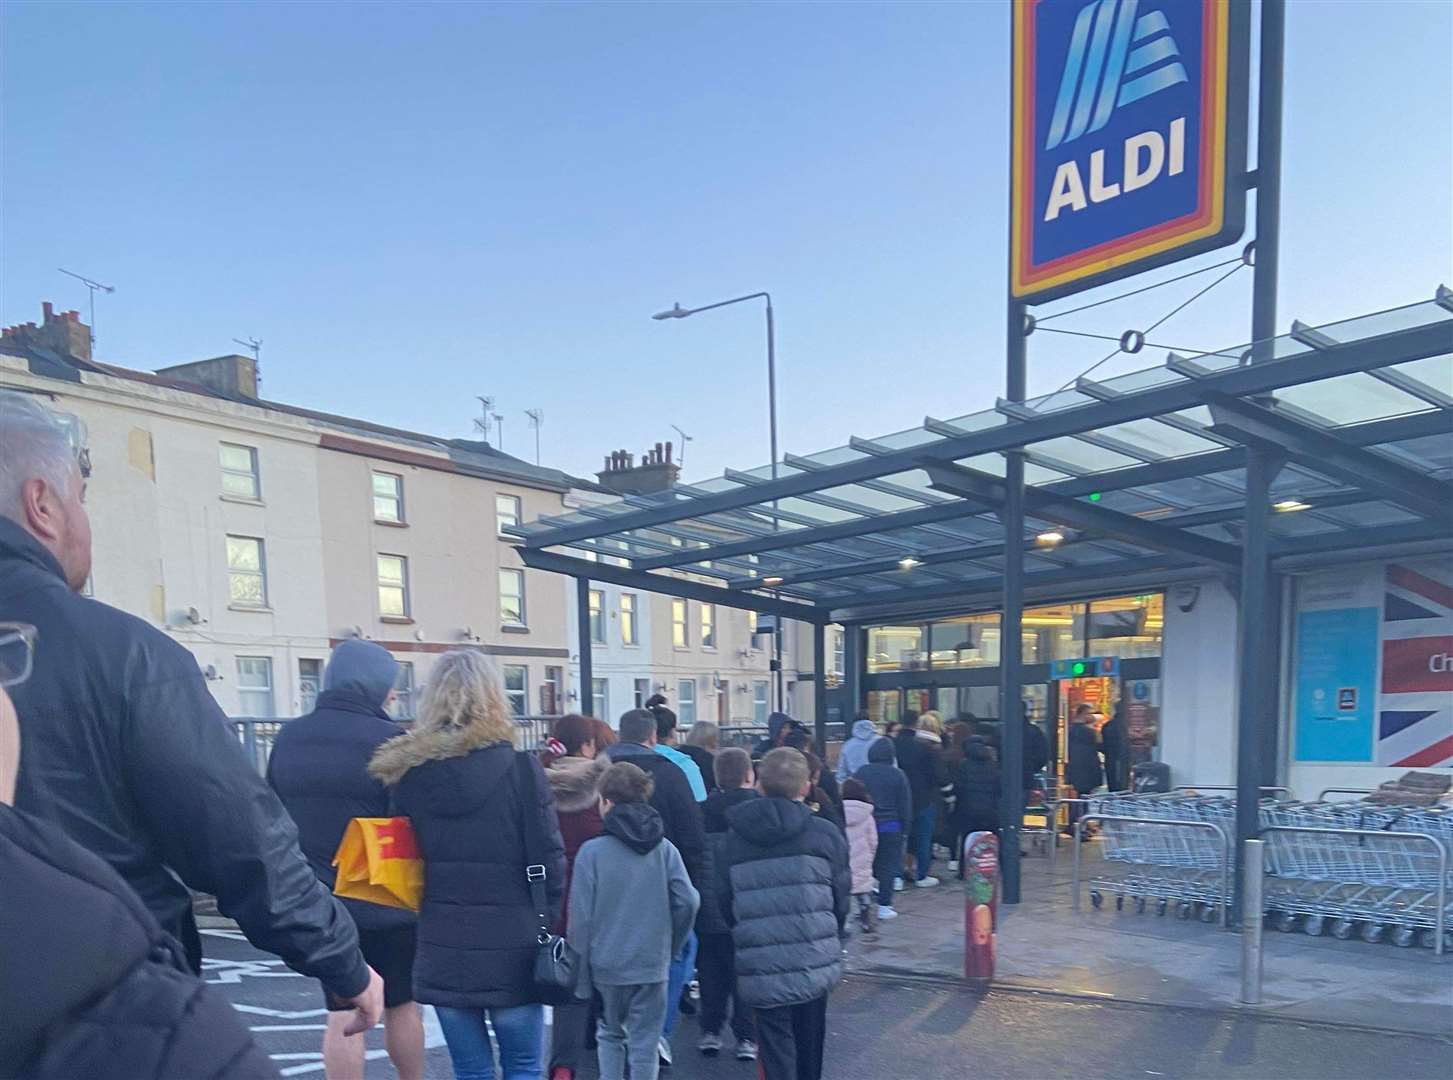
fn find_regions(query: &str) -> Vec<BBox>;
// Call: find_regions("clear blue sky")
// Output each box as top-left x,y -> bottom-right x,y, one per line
3,1 -> 1449,483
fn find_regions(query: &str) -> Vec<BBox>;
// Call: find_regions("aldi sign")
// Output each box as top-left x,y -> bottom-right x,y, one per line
1010,0 -> 1249,301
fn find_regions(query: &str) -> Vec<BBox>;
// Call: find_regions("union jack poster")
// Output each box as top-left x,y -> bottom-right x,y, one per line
1378,561 -> 1453,767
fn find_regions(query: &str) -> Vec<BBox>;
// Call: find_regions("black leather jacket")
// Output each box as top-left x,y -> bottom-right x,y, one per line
0,519 -> 367,998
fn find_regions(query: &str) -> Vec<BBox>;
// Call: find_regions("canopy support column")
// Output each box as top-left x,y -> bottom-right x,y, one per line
576,576 -> 594,717
813,622 -> 827,753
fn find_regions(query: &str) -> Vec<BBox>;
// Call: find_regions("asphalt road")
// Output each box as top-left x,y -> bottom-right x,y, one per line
204,931 -> 1452,1079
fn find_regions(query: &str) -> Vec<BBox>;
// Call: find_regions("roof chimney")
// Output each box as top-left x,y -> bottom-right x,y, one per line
154,354 -> 259,400
0,301 -> 91,364
596,441 -> 681,495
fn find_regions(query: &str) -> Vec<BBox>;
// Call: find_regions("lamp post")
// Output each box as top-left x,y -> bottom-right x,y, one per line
653,292 -> 784,709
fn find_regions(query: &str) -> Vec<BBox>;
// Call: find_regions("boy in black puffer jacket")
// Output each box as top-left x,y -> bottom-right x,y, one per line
853,737 -> 912,920
719,748 -> 850,1080
695,748 -> 759,1062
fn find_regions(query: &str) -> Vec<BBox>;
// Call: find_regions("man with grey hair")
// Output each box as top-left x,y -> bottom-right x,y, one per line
0,390 -> 383,1033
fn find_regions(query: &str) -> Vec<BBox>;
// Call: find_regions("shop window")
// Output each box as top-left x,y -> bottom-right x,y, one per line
929,614 -> 1000,668
1022,602 -> 1083,663
866,625 -> 925,673
1088,594 -> 1164,659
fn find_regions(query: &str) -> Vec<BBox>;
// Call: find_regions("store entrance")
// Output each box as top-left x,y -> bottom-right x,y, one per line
1048,675 -> 1119,786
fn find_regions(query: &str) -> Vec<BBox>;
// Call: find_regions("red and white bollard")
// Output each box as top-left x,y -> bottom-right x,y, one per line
963,831 -> 999,983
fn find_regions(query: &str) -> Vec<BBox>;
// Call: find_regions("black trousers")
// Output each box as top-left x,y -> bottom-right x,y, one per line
698,932 -> 752,1041
873,830 -> 906,906
753,994 -> 828,1080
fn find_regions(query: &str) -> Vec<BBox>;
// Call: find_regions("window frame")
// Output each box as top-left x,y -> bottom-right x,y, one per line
496,493 -> 522,537
372,471 -> 405,524
588,588 -> 605,643
620,592 -> 638,646
671,598 -> 689,649
391,661 -> 417,721
544,666 -> 564,715
235,655 -> 275,716
225,535 -> 269,609
499,567 -> 527,628
677,678 -> 696,725
377,553 -> 410,618
592,677 -> 609,720
700,603 -> 716,650
753,680 -> 770,725
634,678 -> 651,709
502,664 -> 528,717
298,658 -> 323,714
219,443 -> 261,501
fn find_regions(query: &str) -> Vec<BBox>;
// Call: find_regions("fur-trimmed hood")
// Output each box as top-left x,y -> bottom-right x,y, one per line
547,755 -> 609,814
369,712 -> 514,787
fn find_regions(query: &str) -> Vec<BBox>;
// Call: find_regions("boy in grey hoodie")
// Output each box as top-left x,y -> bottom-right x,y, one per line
569,762 -> 699,1080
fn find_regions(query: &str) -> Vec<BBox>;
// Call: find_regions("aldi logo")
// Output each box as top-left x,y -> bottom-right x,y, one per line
1011,0 -> 1249,301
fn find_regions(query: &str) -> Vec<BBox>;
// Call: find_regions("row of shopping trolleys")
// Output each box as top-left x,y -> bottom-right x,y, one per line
1075,792 -> 1453,951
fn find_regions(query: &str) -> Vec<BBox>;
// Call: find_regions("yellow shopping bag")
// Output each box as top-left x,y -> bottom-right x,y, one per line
332,817 -> 424,912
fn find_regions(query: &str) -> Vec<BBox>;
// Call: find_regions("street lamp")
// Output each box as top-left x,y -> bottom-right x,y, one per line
651,292 -> 777,481
654,291 -> 783,707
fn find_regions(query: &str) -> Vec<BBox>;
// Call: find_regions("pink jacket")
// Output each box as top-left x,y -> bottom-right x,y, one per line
843,799 -> 879,893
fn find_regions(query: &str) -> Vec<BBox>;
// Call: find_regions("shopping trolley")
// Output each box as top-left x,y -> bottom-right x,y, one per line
1071,793 -> 1233,925
1260,802 -> 1451,951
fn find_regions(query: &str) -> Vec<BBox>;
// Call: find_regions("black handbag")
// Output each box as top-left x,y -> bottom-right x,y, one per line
513,752 -> 578,1005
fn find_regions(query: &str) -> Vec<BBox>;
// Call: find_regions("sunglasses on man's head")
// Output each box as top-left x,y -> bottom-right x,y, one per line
0,624 -> 36,688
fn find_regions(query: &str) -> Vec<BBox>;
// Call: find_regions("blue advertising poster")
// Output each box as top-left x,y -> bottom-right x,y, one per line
1010,0 -> 1249,301
1294,607 -> 1378,762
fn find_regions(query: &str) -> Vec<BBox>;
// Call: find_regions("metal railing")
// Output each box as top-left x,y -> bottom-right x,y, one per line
1070,812 -> 1232,927
1316,787 -> 1376,802
232,717 -> 286,773
1172,784 -> 1294,798
230,714 -> 555,775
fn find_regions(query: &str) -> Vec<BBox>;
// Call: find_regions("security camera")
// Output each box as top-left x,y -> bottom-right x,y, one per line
1172,584 -> 1200,613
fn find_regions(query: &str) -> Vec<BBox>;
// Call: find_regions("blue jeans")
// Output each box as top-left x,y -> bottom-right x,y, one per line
662,930 -> 698,1040
910,805 -> 938,881
435,1003 -> 545,1080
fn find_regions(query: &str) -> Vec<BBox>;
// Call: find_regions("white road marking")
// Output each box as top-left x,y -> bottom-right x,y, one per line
233,1004 -> 331,1019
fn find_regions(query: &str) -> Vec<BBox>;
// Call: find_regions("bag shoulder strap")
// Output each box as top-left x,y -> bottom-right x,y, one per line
512,751 -> 551,940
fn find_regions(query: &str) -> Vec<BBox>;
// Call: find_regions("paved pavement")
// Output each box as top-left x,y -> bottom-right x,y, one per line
850,842 -> 1453,1035
206,929 -> 1452,1079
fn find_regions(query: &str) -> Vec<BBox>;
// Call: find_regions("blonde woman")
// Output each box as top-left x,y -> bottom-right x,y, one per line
370,650 -> 565,1080
682,720 -> 720,795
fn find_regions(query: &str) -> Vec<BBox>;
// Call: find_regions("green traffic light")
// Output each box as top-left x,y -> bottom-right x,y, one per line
1072,661 -> 1086,676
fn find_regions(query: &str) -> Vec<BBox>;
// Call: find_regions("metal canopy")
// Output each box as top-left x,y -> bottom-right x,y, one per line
509,297 -> 1453,623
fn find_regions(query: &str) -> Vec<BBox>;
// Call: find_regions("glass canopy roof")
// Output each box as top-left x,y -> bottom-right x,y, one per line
509,296 -> 1453,622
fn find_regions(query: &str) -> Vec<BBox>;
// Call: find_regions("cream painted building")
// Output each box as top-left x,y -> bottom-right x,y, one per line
2,303 -> 830,734
1,304 -> 581,721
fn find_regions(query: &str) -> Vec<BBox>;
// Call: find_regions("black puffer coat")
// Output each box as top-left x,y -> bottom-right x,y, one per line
718,796 -> 850,1008
267,689 -> 413,931
950,757 -> 1002,832
1067,722 -> 1105,794
1,803 -> 276,1079
0,520 -> 367,997
370,722 -> 565,1010
697,786 -> 758,934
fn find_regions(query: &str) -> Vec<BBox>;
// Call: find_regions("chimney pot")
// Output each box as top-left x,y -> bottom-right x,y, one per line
42,302 -> 53,320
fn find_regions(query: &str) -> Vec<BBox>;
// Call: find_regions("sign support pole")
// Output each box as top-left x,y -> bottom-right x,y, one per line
1000,298 -> 1028,906
1250,0 -> 1286,348
1234,0 -> 1286,923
